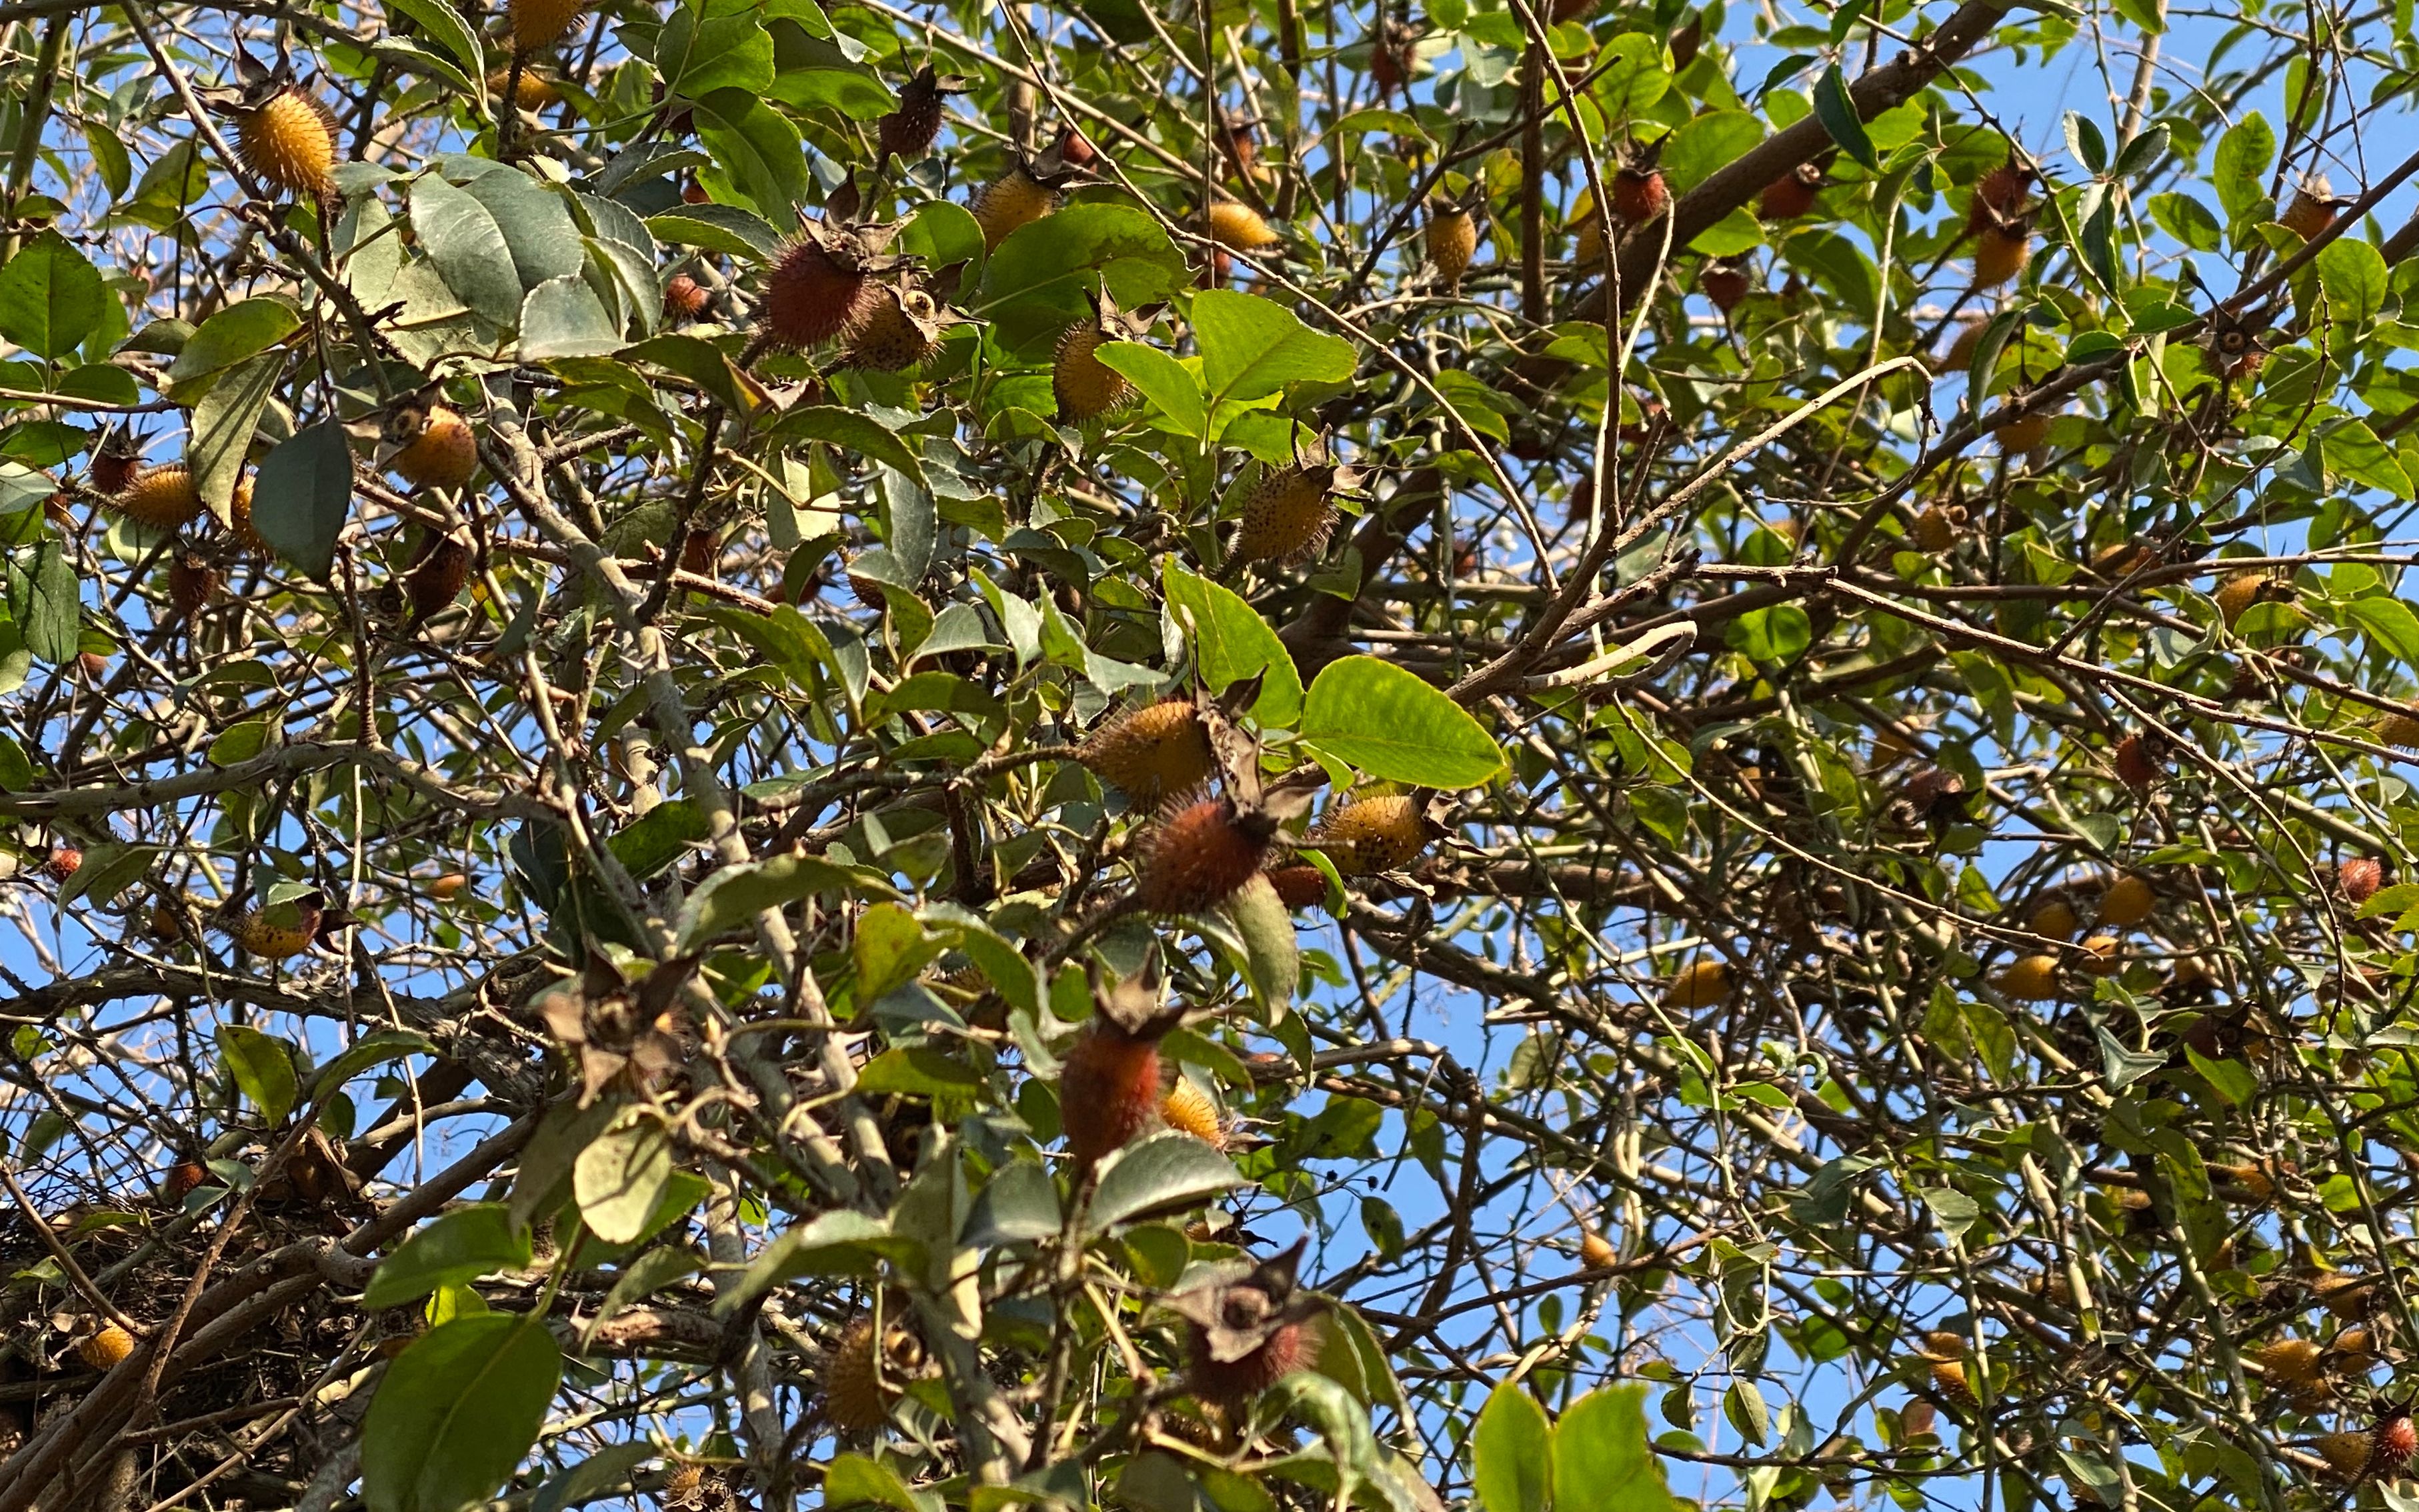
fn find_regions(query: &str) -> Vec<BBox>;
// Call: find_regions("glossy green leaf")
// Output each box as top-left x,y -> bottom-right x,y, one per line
1302,655 -> 1505,787
1552,1384 -> 1676,1512
215,1022 -> 299,1129
0,231 -> 105,360
365,1203 -> 533,1309
250,421 -> 355,581
361,1313 -> 561,1512
1474,1381 -> 1552,1512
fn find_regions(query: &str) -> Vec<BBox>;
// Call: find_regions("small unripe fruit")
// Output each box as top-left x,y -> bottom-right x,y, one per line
235,894 -> 323,959
404,533 -> 473,623
1427,201 -> 1478,289
1267,864 -> 1328,908
2113,733 -> 2162,791
1700,259 -> 1750,313
972,161 -> 1064,250
488,69 -> 561,108
1233,466 -> 1340,565
78,1324 -> 135,1371
1663,959 -> 1731,1007
2330,1326 -> 2377,1373
1972,221 -> 2031,288
43,846 -> 80,883
1910,504 -> 1958,553
1318,795 -> 1432,874
112,463 -> 205,531
1207,201 -> 1280,253
1137,796 -> 1278,914
663,273 -> 709,319
1994,955 -> 2062,1000
1970,158 -> 2034,227
1611,165 -> 1668,223
1759,164 -> 1821,220
1579,1231 -> 1617,1268
843,285 -> 946,371
2078,935 -> 2122,976
89,436 -> 140,496
2028,899 -> 2079,939
2098,874 -> 2155,927
167,553 -> 219,621
1078,699 -> 1214,809
877,65 -> 960,163
1053,320 -> 1130,423
236,87 -> 340,198
2214,571 -> 2270,626
761,237 -> 877,351
1161,1078 -> 1226,1149
2280,181 -> 2342,241
383,400 -> 478,490
78,651 -> 107,680
508,0 -> 586,51
225,475 -> 267,555
2257,1337 -> 2323,1386
2319,1431 -> 2374,1481
2338,857 -> 2384,904
1059,977 -> 1185,1169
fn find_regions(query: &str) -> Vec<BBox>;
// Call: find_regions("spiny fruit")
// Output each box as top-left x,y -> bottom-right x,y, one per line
2330,1327 -> 2377,1373
663,273 -> 709,319
2281,178 -> 2346,241
1760,163 -> 1823,220
1052,289 -> 1153,423
1972,213 -> 2033,289
2339,857 -> 2384,904
824,1314 -> 917,1432
1233,462 -> 1347,565
1059,969 -> 1187,1171
2112,732 -> 2162,791
1370,19 -> 1419,97
225,57 -> 341,199
877,65 -> 965,165
111,462 -> 205,531
2214,570 -> 2275,626
1077,697 -> 1214,808
2315,1272 -> 2374,1319
1969,155 -> 2036,230
2378,711 -> 2419,749
2098,874 -> 2155,927
428,872 -> 470,900
488,68 -> 561,108
2078,935 -> 2122,977
2318,1431 -> 2374,1481
42,846 -> 80,883
1662,959 -> 1731,1007
508,0 -> 587,51
1994,412 -> 2049,451
1137,795 -> 1286,914
1919,1331 -> 1978,1409
77,1323 -> 135,1371
2210,1161 -> 2274,1201
1910,503 -> 1960,553
2374,1410 -> 2417,1479
760,221 -> 892,351
225,475 -> 268,555
167,553 -> 219,620
1995,955 -> 2061,1000
2260,1338 -> 2324,1387
235,890 -> 324,959
1700,258 -> 1750,314
971,150 -> 1080,251
1207,201 -> 1281,254
1426,197 -> 1479,290
1611,155 -> 1668,223
380,389 -> 479,490
1579,1231 -> 1617,1269
403,531 -> 474,623
1317,793 -> 1438,875
88,431 -> 141,496
2028,899 -> 2080,939
1266,863 -> 1328,909
1161,1077 -> 1227,1149
843,284 -> 949,371
1173,1239 -> 1322,1405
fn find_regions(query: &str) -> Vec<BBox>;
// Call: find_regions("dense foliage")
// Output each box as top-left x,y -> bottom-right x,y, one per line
3,0 -> 2419,1505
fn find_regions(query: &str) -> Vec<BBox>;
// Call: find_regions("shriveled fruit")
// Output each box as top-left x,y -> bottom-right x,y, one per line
163,1159 -> 207,1203
2210,1161 -> 2273,1201
1078,698 -> 1214,809
1317,794 -> 1436,874
1161,1077 -> 1227,1148
1968,156 -> 2035,229
112,463 -> 205,530
1174,1241 -> 1322,1406
1994,955 -> 2061,1000
2098,874 -> 2155,927
1663,959 -> 1731,1007
78,1324 -> 135,1370
1919,1332 -> 1977,1408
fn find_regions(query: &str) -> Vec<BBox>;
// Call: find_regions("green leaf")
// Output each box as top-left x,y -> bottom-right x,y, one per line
721,1210 -> 923,1312
1223,874 -> 1297,1013
2212,113 -> 2274,227
26,543 -> 77,666
1811,64 -> 1878,170
825,1454 -> 925,1512
249,421 -> 355,581
0,731 -> 35,791
972,202 -> 1188,357
675,850 -> 871,950
573,1115 -> 675,1244
166,296 -> 300,395
607,799 -> 709,877
1302,655 -> 1504,787
215,1023 -> 299,1128
309,1029 -> 437,1096
361,1313 -> 562,1512
529,1443 -> 657,1512
2186,1046 -> 2258,1107
645,203 -> 785,261
2316,237 -> 2388,325
853,900 -> 941,1001
188,351 -> 282,514
1474,1381 -> 1552,1512
0,231 -> 105,359
409,173 -> 523,325
1087,1130 -> 1245,1230
383,0 -> 485,86
900,200 -> 985,274
519,273 -> 622,359
692,88 -> 813,219
2325,421 -> 2412,500
1161,559 -> 1304,725
365,1203 -> 533,1309
964,1160 -> 1061,1245
582,1246 -> 703,1344
1192,289 -> 1357,411
1728,603 -> 1812,662
659,0 -> 775,96
1660,110 -> 1764,194
1096,341 -> 1205,436
1688,206 -> 1764,257
769,407 -> 927,490
459,169 -> 586,291
1552,1385 -> 1677,1512
855,1045 -> 983,1095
